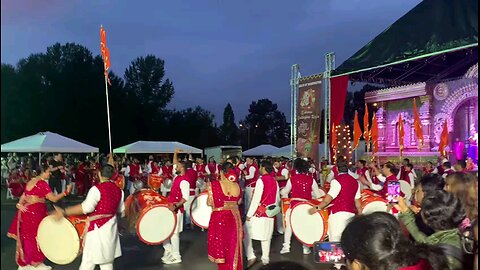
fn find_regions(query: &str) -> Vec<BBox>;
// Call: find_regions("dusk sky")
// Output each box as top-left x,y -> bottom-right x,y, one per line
1,0 -> 421,124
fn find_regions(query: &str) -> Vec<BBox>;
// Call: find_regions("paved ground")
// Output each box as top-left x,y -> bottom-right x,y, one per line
1,189 -> 331,270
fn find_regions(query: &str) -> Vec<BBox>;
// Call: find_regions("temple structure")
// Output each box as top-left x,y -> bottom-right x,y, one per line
364,63 -> 478,162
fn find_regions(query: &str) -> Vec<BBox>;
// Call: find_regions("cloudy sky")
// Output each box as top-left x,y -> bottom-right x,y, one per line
1,0 -> 421,124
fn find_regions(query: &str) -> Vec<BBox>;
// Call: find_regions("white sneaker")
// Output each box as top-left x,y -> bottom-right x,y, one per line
161,252 -> 172,262
164,257 -> 182,265
33,263 -> 52,270
261,259 -> 269,265
303,247 -> 311,255
280,246 -> 290,254
18,266 -> 33,270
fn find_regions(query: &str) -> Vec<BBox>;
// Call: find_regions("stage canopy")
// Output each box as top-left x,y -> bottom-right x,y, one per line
333,0 -> 478,85
271,144 -> 326,159
242,144 -> 279,157
113,141 -> 202,154
1,131 -> 99,153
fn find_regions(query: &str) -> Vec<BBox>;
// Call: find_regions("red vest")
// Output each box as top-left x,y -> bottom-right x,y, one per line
150,161 -> 160,175
437,165 -> 444,175
129,163 -> 140,178
332,166 -> 339,178
162,165 -> 173,179
255,174 -> 278,218
233,164 -> 242,178
399,166 -> 409,181
245,163 -> 259,187
378,174 -> 403,198
329,173 -> 358,214
195,164 -> 207,179
185,168 -> 198,195
207,163 -> 218,175
88,181 -> 122,231
276,166 -> 288,188
290,173 -> 314,208
168,175 -> 189,213
356,167 -> 368,177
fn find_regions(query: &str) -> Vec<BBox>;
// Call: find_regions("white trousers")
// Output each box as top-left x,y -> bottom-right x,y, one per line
244,218 -> 272,264
282,208 -> 308,250
328,212 -> 355,241
163,212 -> 183,259
79,262 -> 113,270
184,192 -> 197,225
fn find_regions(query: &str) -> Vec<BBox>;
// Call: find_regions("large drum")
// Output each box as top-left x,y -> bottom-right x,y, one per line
290,200 -> 328,247
281,198 -> 291,228
37,215 -> 87,265
360,191 -> 391,214
125,189 -> 176,245
113,174 -> 125,190
190,192 -> 212,229
398,180 -> 412,201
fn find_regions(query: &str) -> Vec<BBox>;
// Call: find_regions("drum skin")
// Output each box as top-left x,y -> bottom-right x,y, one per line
190,192 -> 212,229
290,200 -> 328,247
360,191 -> 391,214
37,215 -> 87,265
125,189 -> 176,245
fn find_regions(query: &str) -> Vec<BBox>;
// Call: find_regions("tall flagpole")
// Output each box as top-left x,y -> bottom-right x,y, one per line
104,75 -> 112,154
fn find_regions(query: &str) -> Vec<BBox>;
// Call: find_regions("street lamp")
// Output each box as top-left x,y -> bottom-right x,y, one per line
239,123 -> 258,149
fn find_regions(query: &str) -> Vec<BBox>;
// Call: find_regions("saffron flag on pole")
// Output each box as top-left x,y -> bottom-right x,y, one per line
413,98 -> 424,149
398,114 -> 405,157
353,111 -> 362,150
371,113 -> 379,160
439,120 -> 449,157
100,26 -> 111,85
363,103 -> 370,150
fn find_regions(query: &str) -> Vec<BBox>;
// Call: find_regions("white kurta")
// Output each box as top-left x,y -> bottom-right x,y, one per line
245,177 -> 279,241
81,186 -> 125,264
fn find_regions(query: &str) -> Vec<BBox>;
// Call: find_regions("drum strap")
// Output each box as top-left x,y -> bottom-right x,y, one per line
80,214 -> 114,252
290,198 -> 308,203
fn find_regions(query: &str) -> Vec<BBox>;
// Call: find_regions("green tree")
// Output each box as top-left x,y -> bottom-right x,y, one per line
241,99 -> 290,148
219,103 -> 239,145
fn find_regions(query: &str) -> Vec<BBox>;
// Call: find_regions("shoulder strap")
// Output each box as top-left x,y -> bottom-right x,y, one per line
435,243 -> 465,263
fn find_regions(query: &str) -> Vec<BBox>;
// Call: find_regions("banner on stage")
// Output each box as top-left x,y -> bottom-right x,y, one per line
296,75 -> 323,164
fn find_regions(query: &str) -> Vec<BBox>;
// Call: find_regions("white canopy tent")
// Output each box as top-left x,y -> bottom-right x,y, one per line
270,144 -> 326,158
113,141 -> 202,154
242,144 -> 280,157
1,131 -> 99,153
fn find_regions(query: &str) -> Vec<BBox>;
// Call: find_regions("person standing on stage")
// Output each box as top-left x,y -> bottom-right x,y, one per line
280,158 -> 323,255
244,157 -> 260,211
309,157 -> 361,269
54,164 -> 123,270
244,160 -> 279,267
207,162 -> 243,270
8,166 -> 71,270
162,149 -> 190,265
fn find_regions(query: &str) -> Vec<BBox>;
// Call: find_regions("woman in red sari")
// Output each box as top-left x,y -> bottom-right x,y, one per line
207,162 -> 243,270
7,166 -> 71,270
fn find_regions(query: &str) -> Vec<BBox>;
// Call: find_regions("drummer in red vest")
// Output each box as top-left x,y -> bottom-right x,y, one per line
162,149 -> 190,265
54,164 -> 124,270
309,157 -> 362,268
273,160 -> 289,234
403,163 -> 416,191
442,161 -> 455,179
354,160 -> 372,189
244,157 -> 260,211
423,161 -> 438,175
126,158 -> 142,195
205,157 -> 219,181
146,155 -> 160,175
159,160 -> 174,179
184,161 -> 198,229
280,158 -> 323,255
370,162 -> 404,199
397,158 -> 410,181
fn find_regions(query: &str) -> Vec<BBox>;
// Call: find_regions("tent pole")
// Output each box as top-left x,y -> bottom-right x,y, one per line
38,152 -> 41,171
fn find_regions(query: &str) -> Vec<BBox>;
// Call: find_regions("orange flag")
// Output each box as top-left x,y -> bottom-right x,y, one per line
353,111 -> 362,150
100,26 -> 111,85
398,114 -> 405,157
371,114 -> 379,159
439,120 -> 449,157
331,123 -> 338,163
413,98 -> 424,149
363,103 -> 370,150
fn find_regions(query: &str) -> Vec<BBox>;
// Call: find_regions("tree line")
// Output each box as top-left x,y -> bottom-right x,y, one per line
1,43 -> 291,152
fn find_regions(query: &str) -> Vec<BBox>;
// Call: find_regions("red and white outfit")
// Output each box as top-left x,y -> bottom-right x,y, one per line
205,162 -> 219,181
125,163 -> 142,194
244,174 -> 279,265
147,161 -> 160,175
244,163 -> 259,211
184,168 -> 198,226
325,166 -> 339,183
327,173 -> 360,242
280,172 -> 323,253
158,165 -> 174,196
274,165 -> 289,234
442,168 -> 455,179
162,174 -> 190,262
404,171 -> 416,189
80,181 -> 124,270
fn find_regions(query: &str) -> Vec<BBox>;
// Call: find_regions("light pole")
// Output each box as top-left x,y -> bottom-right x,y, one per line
239,123 -> 258,149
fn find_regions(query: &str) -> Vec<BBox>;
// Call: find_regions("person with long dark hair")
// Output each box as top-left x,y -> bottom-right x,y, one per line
397,190 -> 465,269
411,174 -> 445,236
341,212 -> 449,270
207,162 -> 243,270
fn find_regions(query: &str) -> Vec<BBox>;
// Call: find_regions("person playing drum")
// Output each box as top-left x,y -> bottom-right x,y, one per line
309,157 -> 362,269
280,158 -> 324,255
207,162 -> 243,270
8,165 -> 71,270
53,164 -> 124,270
162,149 -> 190,265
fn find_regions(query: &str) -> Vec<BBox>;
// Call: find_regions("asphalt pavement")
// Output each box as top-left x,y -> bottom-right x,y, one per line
1,189 -> 330,270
